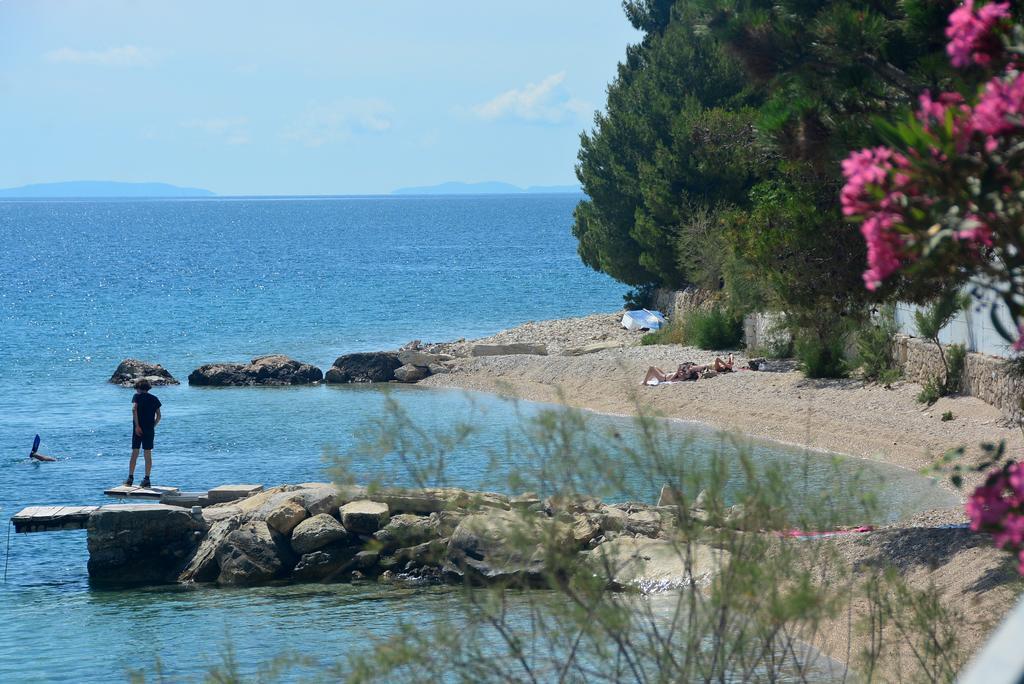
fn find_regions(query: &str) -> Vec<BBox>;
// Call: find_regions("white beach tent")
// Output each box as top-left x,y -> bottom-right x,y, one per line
621,309 -> 666,331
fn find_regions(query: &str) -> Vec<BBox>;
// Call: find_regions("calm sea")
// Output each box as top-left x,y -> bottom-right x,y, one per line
0,195 -> 951,682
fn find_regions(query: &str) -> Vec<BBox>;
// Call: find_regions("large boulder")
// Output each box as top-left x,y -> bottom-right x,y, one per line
109,359 -> 179,387
266,498 -> 307,535
325,352 -> 402,383
340,500 -> 390,534
215,521 -> 296,585
589,537 -> 726,592
292,542 -> 360,582
470,343 -> 548,357
87,504 -> 204,585
397,350 -> 451,366
393,363 -> 429,383
179,516 -> 242,583
206,484 -> 338,524
188,355 -> 322,386
373,514 -> 438,551
291,514 -> 349,554
443,510 -> 556,584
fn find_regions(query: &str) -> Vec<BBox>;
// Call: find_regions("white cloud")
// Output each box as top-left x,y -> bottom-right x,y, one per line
44,45 -> 154,67
472,72 -> 591,124
180,117 -> 251,145
284,99 -> 393,148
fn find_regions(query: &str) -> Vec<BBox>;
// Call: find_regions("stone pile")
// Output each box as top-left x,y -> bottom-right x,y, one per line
109,359 -> 179,386
87,483 -> 727,590
188,355 -> 323,386
326,348 -> 456,385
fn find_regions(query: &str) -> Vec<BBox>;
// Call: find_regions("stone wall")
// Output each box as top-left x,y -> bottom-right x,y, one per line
894,334 -> 1023,420
652,286 -> 718,321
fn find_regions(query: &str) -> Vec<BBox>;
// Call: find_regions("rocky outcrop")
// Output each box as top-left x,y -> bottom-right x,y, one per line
394,363 -> 429,383
188,355 -> 323,386
470,343 -> 548,357
87,504 -> 203,585
215,521 -> 296,586
340,500 -> 390,534
109,359 -> 179,387
590,537 -> 726,592
89,482 -> 730,591
443,510 -> 561,584
291,514 -> 349,554
325,352 -> 402,383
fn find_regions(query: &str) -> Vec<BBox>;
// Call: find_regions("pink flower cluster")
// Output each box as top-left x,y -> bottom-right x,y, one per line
946,0 -> 1010,68
966,462 -> 1024,574
840,148 -> 911,290
974,71 -> 1024,147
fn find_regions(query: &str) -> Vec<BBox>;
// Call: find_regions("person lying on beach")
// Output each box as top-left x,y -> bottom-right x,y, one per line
713,354 -> 735,373
641,362 -> 700,385
28,434 -> 57,462
642,354 -> 735,385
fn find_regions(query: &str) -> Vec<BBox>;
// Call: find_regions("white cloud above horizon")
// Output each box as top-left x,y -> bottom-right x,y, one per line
472,72 -> 591,124
44,45 -> 155,67
180,117 -> 252,145
283,99 -> 393,148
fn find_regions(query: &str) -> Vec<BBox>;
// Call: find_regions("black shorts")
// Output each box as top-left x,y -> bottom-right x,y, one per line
132,428 -> 155,450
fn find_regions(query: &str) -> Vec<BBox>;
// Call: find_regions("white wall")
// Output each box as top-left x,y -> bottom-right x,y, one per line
893,294 -> 1016,358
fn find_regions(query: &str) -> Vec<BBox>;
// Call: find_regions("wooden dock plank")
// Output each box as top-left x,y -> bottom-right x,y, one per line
12,504 -> 102,533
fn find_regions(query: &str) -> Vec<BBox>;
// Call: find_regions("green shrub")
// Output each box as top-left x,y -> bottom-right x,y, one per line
857,306 -> 901,383
941,411 -> 954,421
683,307 -> 744,350
796,330 -> 849,378
640,319 -> 685,346
944,343 -> 966,395
917,377 -> 942,405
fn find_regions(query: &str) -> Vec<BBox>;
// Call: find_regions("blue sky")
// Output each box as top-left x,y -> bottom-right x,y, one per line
0,1 -> 640,195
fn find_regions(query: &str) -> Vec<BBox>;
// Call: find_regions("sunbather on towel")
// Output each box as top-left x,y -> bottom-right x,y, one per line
642,354 -> 734,385
713,354 -> 735,372
642,362 -> 700,385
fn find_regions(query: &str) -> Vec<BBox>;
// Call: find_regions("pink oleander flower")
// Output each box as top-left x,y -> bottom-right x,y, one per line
973,72 -> 1024,144
1019,549 -> 1024,575
946,0 -> 1011,68
841,147 -> 911,290
918,91 -> 975,152
994,513 -> 1024,548
1009,462 -> 1024,498
966,474 -> 1012,530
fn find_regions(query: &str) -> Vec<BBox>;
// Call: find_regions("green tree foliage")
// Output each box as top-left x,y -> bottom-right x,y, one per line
573,1 -> 758,287
574,0 -> 959,343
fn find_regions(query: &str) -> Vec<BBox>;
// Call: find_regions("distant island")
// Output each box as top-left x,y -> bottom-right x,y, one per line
391,181 -> 583,196
0,181 -> 215,198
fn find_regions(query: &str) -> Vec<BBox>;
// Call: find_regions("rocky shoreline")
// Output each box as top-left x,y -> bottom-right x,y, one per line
87,482 -> 724,590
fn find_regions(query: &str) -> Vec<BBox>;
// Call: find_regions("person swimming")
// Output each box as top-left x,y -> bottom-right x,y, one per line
29,434 -> 57,462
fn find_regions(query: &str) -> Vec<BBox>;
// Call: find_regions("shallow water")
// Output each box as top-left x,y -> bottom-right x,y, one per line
0,196 -> 954,681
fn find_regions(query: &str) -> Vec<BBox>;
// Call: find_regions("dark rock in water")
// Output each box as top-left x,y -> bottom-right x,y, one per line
324,352 -> 401,383
215,521 -> 296,585
109,359 -> 179,387
188,355 -> 323,386
87,504 -> 203,585
373,514 -> 439,551
292,542 -> 360,582
393,363 -> 429,383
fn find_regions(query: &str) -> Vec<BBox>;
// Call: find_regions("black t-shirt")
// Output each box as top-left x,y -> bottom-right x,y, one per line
133,393 -> 162,430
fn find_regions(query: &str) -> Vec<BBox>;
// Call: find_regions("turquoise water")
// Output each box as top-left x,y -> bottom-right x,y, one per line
0,196 -> 951,681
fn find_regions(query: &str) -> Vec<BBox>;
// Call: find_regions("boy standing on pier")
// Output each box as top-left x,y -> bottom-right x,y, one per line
126,379 -> 161,488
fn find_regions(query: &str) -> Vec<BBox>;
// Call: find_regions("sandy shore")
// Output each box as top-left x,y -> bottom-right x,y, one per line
421,311 -> 1024,674
426,312 -> 1023,498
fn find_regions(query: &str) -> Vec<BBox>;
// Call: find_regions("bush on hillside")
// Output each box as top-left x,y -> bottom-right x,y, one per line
683,307 -> 744,350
